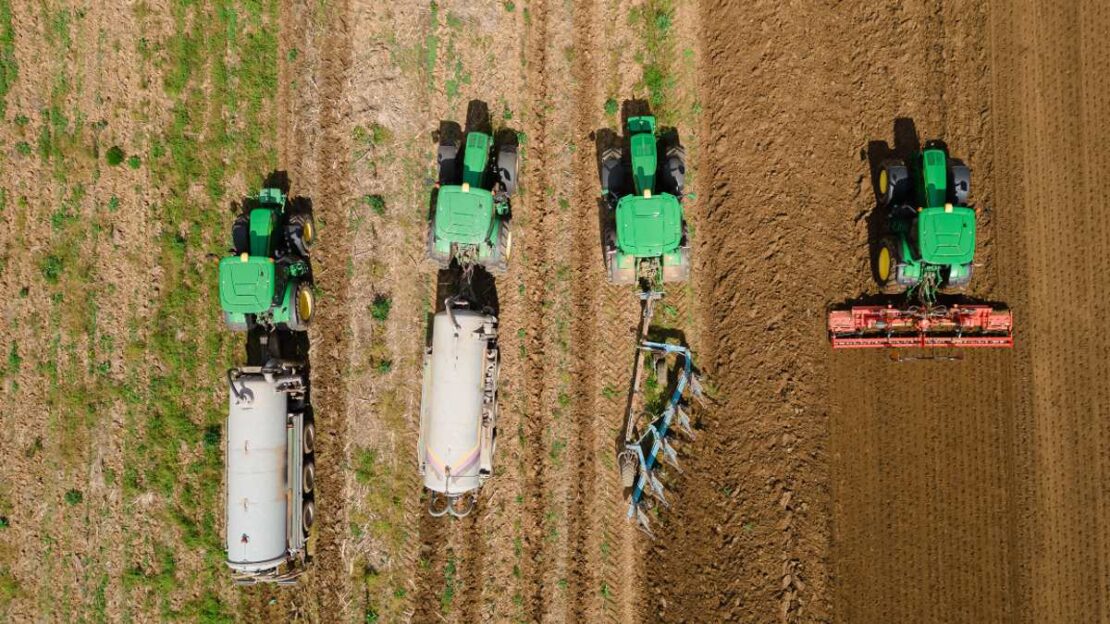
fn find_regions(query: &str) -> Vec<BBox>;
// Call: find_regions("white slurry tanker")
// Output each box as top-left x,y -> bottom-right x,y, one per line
418,299 -> 500,517
224,364 -> 314,584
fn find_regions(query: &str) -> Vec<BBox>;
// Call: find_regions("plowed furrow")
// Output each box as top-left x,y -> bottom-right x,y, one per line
300,0 -> 354,617
520,0 -> 554,620
564,0 -> 602,621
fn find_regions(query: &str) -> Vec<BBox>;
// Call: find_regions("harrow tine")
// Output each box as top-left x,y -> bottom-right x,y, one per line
634,504 -> 655,539
660,437 -> 681,472
688,373 -> 707,406
648,471 -> 669,508
675,405 -> 696,438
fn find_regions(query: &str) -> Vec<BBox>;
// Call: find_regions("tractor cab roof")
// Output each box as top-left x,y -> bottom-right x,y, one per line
616,192 -> 683,257
917,205 -> 975,265
219,255 -> 276,314
435,184 -> 494,245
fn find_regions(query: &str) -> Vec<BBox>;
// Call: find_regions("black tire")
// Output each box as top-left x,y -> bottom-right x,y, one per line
302,500 -> 315,535
600,148 -> 625,199
662,146 -> 686,196
302,421 -> 315,455
486,221 -> 511,275
496,146 -> 519,196
223,312 -> 249,332
662,247 -> 691,283
231,213 -> 250,254
302,462 -> 315,494
879,160 -> 910,207
941,263 -> 974,293
876,236 -> 904,294
607,251 -> 636,285
438,143 -> 460,186
287,282 -> 314,331
948,159 -> 971,206
287,212 -> 315,257
425,218 -> 451,269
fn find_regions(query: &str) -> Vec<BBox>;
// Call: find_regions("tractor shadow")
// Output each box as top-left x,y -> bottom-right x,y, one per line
863,117 -> 921,285
590,99 -> 686,272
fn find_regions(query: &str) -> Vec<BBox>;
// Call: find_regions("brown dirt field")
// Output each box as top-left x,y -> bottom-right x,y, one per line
2,0 -> 1108,622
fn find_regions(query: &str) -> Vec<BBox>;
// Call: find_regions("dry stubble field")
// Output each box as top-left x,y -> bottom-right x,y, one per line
0,0 -> 1106,623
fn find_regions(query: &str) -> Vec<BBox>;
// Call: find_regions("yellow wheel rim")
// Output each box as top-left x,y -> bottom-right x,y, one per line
878,246 -> 892,282
297,287 -> 314,323
302,220 -> 314,245
504,230 -> 512,260
879,169 -> 888,195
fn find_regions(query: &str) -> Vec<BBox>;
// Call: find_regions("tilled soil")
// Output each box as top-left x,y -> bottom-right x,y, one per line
1,0 -> 1106,622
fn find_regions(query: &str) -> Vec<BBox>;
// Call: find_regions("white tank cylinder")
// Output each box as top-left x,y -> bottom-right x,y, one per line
420,310 -> 493,495
226,374 -> 289,572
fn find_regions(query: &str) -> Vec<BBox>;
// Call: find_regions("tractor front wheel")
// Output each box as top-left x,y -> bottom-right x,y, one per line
231,213 -> 250,254
496,146 -> 519,197
600,148 -> 625,201
879,159 -> 910,207
438,142 -> 460,186
948,159 -> 971,206
288,213 -> 315,256
288,282 -> 315,331
876,237 -> 904,294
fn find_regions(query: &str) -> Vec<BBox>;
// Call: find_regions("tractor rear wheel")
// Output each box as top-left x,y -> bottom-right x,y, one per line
486,222 -> 511,275
425,219 -> 451,269
231,213 -> 250,254
879,159 -> 910,206
607,252 -> 636,285
288,282 -> 315,331
496,146 -> 519,196
940,263 -> 973,294
948,159 -> 971,206
876,237 -> 904,294
662,247 -> 691,283
223,312 -> 249,332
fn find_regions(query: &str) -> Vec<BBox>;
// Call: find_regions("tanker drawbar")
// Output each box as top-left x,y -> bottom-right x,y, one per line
418,302 -> 499,518
225,365 -> 314,585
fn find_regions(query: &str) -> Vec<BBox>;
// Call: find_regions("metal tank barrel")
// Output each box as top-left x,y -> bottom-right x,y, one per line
419,308 -> 498,513
225,371 -> 295,573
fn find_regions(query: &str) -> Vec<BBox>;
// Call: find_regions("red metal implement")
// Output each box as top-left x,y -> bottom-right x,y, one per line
828,305 -> 1013,349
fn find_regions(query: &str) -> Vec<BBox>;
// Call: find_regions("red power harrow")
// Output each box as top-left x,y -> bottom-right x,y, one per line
828,304 -> 1013,349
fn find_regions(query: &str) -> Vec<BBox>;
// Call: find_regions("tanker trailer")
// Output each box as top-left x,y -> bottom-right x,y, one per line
225,364 -> 314,584
418,300 -> 499,517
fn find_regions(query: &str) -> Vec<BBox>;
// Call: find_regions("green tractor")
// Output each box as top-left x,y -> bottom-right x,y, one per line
876,142 -> 974,300
218,188 -> 315,332
427,130 -> 518,274
600,115 -> 690,285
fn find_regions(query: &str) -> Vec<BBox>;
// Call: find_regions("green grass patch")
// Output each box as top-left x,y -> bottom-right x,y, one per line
363,194 -> 386,215
105,145 -> 125,165
370,294 -> 392,321
0,0 -> 16,117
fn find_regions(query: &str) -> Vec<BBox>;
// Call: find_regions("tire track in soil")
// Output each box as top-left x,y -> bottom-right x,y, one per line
518,0 -> 555,620
297,0 -> 354,617
564,0 -> 603,621
456,508 -> 485,623
413,511 -> 447,622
